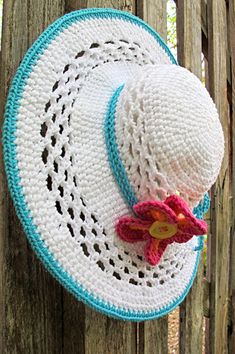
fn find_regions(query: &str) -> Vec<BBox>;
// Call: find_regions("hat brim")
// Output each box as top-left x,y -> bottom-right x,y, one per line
3,8 -> 202,321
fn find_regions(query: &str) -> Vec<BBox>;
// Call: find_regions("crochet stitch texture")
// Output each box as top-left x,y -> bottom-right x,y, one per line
115,65 -> 224,207
3,8 -> 224,321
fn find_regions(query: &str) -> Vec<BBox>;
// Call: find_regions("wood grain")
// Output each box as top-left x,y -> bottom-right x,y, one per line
62,293 -> 86,354
138,316 -> 168,354
177,0 -> 202,77
84,308 -> 137,354
65,0 -> 135,12
176,1 -> 205,353
228,0 -> 235,352
0,1 -> 65,353
179,261 -> 204,354
136,0 -> 167,41
207,0 -> 231,353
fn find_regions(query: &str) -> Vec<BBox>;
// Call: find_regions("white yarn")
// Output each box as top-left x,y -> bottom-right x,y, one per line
115,65 -> 224,207
15,17 -> 223,314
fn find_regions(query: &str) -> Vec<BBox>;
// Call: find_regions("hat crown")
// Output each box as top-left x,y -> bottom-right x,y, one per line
115,65 -> 224,206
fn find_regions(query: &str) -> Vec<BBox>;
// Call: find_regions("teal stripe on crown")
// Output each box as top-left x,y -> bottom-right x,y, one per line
104,85 -> 138,208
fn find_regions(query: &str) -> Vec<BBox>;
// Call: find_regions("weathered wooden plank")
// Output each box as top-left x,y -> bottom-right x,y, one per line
62,293 -> 86,354
177,0 -> 202,77
206,0 -> 231,353
174,0 -> 208,39
136,2 -> 168,353
173,0 -> 209,60
0,1 -> 66,353
228,0 -> 235,352
84,308 -> 137,354
25,0 -> 65,45
176,1 -> 204,353
179,261 -> 204,354
136,0 -> 167,40
138,316 -> 168,354
66,0 -> 135,12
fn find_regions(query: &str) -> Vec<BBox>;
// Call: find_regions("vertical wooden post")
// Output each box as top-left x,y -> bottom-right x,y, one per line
176,1 -> 204,353
136,0 -> 167,40
207,0 -> 231,353
228,0 -> 235,352
0,1 -> 66,353
177,0 -> 202,76
66,0 -> 136,12
136,2 -> 168,354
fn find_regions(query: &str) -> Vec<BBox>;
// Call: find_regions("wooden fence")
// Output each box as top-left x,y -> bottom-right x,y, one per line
0,1 -> 234,353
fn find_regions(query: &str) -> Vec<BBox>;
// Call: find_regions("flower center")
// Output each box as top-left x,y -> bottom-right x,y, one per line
149,221 -> 177,239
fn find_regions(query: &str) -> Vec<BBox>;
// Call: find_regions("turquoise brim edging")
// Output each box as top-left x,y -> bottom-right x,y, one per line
2,7 -> 201,321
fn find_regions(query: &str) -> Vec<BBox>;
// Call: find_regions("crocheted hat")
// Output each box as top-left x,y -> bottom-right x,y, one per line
3,8 -> 224,321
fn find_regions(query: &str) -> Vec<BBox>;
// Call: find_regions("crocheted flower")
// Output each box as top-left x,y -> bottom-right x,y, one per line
116,195 -> 207,266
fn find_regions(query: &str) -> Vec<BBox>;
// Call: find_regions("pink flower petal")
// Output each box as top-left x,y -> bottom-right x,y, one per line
116,216 -> 151,243
165,195 -> 207,235
133,200 -> 177,224
144,239 -> 168,266
165,195 -> 192,215
179,218 -> 207,235
169,231 -> 193,244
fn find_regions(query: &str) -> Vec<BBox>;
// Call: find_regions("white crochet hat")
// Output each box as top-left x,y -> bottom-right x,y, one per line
3,8 -> 224,321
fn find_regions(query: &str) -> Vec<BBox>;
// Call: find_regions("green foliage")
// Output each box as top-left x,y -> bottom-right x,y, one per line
167,0 -> 177,53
